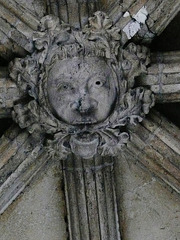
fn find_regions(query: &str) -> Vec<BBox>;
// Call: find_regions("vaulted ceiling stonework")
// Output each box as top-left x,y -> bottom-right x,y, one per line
0,1 -> 180,240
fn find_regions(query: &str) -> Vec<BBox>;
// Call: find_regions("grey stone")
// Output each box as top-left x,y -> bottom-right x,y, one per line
114,155 -> 180,240
0,1 -> 179,240
0,161 -> 67,240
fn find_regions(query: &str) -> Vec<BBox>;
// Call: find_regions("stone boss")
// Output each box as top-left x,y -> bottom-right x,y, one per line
9,12 -> 155,159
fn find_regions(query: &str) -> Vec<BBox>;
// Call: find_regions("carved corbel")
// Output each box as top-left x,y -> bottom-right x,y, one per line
8,12 -> 155,240
9,12 -> 154,160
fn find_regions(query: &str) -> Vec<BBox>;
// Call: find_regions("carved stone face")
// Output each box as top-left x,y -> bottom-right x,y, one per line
47,57 -> 117,126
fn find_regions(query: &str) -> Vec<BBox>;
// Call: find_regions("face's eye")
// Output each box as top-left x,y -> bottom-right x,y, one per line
62,84 -> 68,90
57,83 -> 73,91
58,84 -> 67,91
95,80 -> 103,87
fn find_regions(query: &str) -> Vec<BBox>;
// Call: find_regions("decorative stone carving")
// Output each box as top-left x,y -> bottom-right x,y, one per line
9,12 -> 155,159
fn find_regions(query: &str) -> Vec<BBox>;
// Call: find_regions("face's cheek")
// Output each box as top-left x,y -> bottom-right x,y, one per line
89,80 -> 117,121
57,95 -> 77,120
49,88 -> 80,123
47,78 -> 71,121
96,90 -> 116,119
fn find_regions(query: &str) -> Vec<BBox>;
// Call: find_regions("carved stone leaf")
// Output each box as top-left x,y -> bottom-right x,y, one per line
98,129 -> 129,156
110,87 -> 155,128
121,43 -> 150,88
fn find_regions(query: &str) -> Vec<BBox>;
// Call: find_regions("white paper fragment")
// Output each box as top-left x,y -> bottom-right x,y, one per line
123,11 -> 130,17
123,6 -> 148,39
133,6 -> 148,24
123,22 -> 141,39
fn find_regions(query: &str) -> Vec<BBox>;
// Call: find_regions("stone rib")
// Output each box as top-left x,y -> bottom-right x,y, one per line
0,0 -> 39,30
137,51 -> 180,103
0,7 -> 34,53
108,0 -> 180,44
48,0 -> 115,28
140,0 -> 180,43
0,0 -> 40,59
126,110 -> 180,194
0,125 -> 48,215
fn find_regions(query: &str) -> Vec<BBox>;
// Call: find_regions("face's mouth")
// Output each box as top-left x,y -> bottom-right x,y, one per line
75,131 -> 97,141
74,121 -> 96,126
73,117 -> 98,126
71,135 -> 98,145
70,132 -> 99,159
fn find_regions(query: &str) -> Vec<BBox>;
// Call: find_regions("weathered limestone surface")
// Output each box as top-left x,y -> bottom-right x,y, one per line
0,67 -> 23,118
47,0 -> 116,28
5,12 -> 154,240
0,1 -> 179,240
0,161 -> 67,240
126,110 -> 180,194
63,155 -> 120,240
0,0 -> 179,60
0,139 -> 179,240
108,0 -> 180,44
0,125 -> 50,215
46,0 -> 180,45
114,154 -> 180,240
136,0 -> 180,43
137,52 -> 180,103
0,0 -> 43,60
16,0 -> 46,18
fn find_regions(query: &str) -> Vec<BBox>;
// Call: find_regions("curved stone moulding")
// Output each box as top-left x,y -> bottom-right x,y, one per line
0,2 -> 180,240
137,51 -> 180,103
109,0 -> 180,44
0,125 -> 48,215
0,0 -> 41,59
126,110 -> 180,194
47,0 -> 115,28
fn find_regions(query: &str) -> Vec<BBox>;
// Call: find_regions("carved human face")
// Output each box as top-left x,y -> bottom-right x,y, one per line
47,57 -> 117,126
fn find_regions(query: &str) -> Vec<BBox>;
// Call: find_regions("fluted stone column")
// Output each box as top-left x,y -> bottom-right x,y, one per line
63,154 -> 121,240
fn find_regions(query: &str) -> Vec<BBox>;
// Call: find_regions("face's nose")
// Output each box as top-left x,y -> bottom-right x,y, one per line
70,95 -> 98,114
